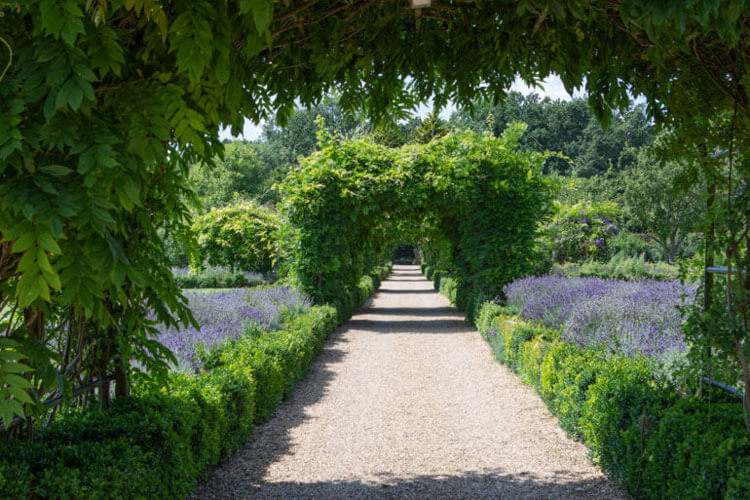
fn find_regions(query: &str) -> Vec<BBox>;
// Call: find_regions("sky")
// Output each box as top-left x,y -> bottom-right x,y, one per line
218,74 -> 585,142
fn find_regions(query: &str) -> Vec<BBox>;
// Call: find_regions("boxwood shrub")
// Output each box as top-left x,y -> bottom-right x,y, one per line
172,266 -> 266,289
473,300 -> 748,500
0,266 -> 389,500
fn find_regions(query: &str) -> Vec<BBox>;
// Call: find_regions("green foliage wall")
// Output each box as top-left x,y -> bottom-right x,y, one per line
191,202 -> 279,274
279,129 -> 551,317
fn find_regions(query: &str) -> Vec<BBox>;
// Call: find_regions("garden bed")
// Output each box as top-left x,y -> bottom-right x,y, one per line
425,267 -> 749,500
0,265 -> 391,499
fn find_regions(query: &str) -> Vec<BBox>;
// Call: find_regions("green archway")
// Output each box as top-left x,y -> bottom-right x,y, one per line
279,125 -> 552,319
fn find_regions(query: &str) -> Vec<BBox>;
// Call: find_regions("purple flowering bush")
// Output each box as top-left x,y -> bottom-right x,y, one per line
541,201 -> 621,263
504,275 -> 697,360
156,286 -> 311,372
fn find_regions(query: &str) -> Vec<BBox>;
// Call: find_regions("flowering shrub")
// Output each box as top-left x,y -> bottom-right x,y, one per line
156,286 -> 311,371
504,275 -> 696,359
541,201 -> 620,262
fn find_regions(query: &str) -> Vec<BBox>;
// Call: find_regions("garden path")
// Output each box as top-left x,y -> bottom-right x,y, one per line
191,265 -> 628,499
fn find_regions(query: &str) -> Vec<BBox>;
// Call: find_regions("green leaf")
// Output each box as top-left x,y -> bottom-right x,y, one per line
215,52 -> 230,84
11,233 -> 35,254
2,362 -> 33,375
56,79 -> 84,111
17,273 -> 41,306
0,351 -> 24,362
0,400 -> 20,427
7,386 -> 35,405
16,250 -> 37,273
38,231 -> 62,254
1,374 -> 34,389
0,339 -> 21,350
40,164 -> 73,177
36,247 -> 53,273
250,0 -> 273,34
42,267 -> 62,291
121,176 -> 141,206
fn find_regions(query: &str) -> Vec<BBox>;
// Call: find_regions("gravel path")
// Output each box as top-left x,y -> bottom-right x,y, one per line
191,265 -> 628,500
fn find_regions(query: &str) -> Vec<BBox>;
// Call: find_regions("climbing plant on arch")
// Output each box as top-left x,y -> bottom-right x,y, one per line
280,125 -> 552,319
3,0 -> 750,430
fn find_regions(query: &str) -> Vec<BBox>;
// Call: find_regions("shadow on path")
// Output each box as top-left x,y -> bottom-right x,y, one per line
232,470 -> 621,499
190,327 -> 352,500
362,306 -> 457,316
346,319 -> 469,333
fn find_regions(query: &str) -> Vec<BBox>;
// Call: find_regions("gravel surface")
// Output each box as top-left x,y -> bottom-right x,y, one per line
190,265 -> 629,500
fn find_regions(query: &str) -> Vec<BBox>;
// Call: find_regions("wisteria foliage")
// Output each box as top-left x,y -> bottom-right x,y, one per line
504,275 -> 697,360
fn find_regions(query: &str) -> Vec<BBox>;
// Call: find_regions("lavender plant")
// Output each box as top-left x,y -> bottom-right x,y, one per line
504,275 -> 697,360
155,286 -> 311,372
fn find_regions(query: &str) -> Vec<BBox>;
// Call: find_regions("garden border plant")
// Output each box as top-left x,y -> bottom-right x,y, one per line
0,264 -> 390,499
425,268 -> 749,499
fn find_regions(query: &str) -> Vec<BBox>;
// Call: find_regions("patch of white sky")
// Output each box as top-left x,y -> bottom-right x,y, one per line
218,74 -> 586,142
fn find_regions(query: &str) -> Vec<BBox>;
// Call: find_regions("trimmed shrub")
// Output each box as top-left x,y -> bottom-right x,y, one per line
425,265 -> 435,280
475,302 -> 749,500
192,201 -> 279,273
0,395 -> 200,500
639,401 -> 749,500
172,267 -> 266,289
0,264 -> 387,500
329,263 -> 390,325
439,276 -> 458,304
581,356 -> 674,487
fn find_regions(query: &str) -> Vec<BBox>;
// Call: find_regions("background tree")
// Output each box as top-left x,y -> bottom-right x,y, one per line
413,110 -> 448,144
622,149 -> 705,263
189,142 -> 272,210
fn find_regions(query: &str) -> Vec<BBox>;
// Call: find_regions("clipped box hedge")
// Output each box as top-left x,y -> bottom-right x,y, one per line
422,264 -> 485,322
332,263 -> 391,324
475,302 -> 750,500
0,266 -> 390,500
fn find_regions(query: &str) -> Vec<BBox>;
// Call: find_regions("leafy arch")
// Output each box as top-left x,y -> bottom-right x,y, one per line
280,126 -> 552,318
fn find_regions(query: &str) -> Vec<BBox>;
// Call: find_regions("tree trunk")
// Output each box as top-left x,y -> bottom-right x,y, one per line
114,355 -> 129,398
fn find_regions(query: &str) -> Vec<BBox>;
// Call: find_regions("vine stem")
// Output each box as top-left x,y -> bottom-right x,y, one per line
0,35 -> 11,83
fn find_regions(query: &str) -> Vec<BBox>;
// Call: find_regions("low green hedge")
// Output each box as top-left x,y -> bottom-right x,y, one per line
172,267 -> 266,289
475,302 -> 750,500
0,266 -> 388,500
422,264 -> 488,322
552,259 -> 679,281
438,276 -> 458,304
332,263 -> 391,324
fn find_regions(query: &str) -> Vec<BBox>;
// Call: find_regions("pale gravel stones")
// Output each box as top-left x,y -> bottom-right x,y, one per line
190,265 -> 629,500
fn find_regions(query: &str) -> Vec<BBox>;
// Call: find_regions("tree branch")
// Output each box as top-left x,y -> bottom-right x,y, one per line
0,36 -> 12,83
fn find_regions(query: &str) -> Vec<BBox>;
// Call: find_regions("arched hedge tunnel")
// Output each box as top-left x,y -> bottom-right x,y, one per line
279,126 -> 552,320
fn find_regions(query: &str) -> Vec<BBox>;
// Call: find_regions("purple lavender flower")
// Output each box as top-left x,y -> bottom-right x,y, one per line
155,286 -> 311,372
504,275 -> 697,360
